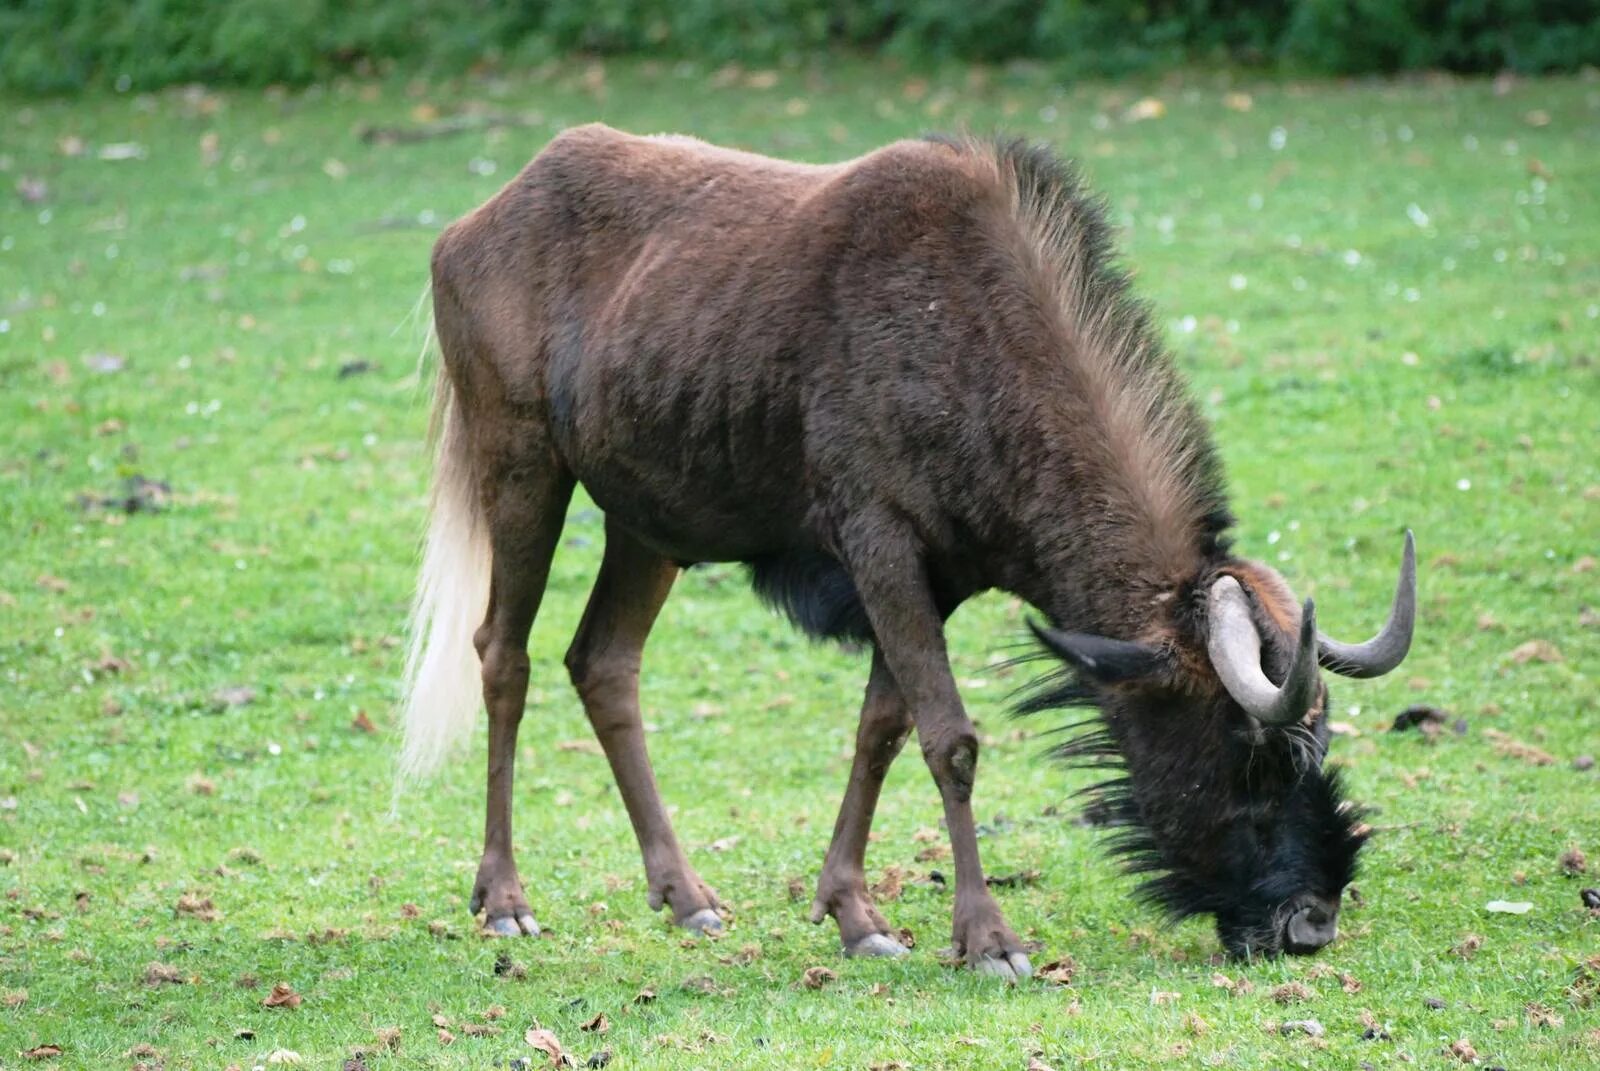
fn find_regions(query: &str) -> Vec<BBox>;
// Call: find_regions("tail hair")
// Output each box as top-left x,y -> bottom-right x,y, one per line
397,355 -> 490,780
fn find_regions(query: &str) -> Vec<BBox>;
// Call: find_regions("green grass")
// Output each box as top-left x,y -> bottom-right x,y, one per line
2,60 -> 1597,1070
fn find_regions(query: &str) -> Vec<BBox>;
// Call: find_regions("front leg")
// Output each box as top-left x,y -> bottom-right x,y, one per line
843,530 -> 1033,981
811,649 -> 914,957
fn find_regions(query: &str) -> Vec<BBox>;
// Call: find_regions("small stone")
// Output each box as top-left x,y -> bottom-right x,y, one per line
1574,755 -> 1595,771
1280,1019 -> 1325,1037
1425,996 -> 1448,1010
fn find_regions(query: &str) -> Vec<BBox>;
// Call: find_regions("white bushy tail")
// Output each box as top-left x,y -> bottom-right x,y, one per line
398,366 -> 490,780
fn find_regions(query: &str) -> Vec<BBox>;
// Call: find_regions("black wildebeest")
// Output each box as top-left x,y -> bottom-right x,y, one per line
399,125 -> 1416,975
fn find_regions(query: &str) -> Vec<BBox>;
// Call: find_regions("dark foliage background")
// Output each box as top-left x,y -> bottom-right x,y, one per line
2,0 -> 1597,92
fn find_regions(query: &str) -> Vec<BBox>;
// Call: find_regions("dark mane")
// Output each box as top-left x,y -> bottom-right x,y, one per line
1016,668 -> 1367,928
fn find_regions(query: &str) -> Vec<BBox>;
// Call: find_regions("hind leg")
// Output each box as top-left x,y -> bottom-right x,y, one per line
811,650 -> 914,956
471,466 -> 575,936
565,521 -> 721,933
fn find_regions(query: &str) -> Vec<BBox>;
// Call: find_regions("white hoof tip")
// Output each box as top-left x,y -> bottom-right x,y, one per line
846,933 -> 910,958
973,952 -> 1032,982
516,913 -> 541,937
682,909 -> 724,934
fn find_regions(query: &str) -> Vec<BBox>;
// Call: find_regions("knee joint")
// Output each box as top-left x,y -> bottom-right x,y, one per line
922,728 -> 979,794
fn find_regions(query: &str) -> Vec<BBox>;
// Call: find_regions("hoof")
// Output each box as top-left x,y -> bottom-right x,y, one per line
483,913 -> 540,937
973,951 -> 1033,983
845,933 -> 910,958
680,908 -> 724,935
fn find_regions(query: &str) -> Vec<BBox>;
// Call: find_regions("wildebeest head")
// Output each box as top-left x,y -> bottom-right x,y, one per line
1024,533 -> 1416,958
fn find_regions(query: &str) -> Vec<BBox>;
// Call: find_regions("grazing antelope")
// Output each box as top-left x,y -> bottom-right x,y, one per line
400,126 -> 1415,975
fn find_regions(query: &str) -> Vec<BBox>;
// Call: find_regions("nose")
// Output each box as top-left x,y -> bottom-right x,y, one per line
1283,903 -> 1339,953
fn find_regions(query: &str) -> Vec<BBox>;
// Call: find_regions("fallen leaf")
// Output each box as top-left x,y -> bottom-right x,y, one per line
1484,729 -> 1555,766
1447,1037 -> 1478,1062
1340,971 -> 1363,994
1271,981 -> 1314,1004
870,866 -> 903,902
1451,934 -> 1484,958
556,739 -> 603,755
1280,1019 -> 1325,1037
460,1023 -> 500,1037
143,962 -> 184,986
1,988 -> 25,1007
1026,1057 -> 1058,1071
22,1046 -> 62,1060
801,966 -> 836,989
1222,91 -> 1253,112
1526,1001 -> 1564,1028
1509,639 -> 1562,664
351,710 -> 377,733
525,1027 -> 563,1061
175,893 -> 219,921
266,1051 -> 301,1065
436,1028 -> 454,1046
581,1012 -> 608,1034
374,1027 -> 402,1051
262,982 -> 302,1008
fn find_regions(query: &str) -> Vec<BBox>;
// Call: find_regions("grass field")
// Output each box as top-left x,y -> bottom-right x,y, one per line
1,60 -> 1596,1070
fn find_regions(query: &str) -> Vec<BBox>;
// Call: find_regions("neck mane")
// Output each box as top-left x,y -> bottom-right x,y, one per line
944,135 -> 1233,636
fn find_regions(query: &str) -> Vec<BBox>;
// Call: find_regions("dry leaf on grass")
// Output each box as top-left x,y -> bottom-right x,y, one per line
801,966 -> 836,989
524,1027 -> 564,1062
22,1046 -> 63,1060
581,1012 -> 608,1034
1525,1001 -> 1564,1028
1447,1038 -> 1478,1063
1483,729 -> 1555,766
1509,640 -> 1562,664
143,962 -> 184,986
262,982 -> 302,1008
1271,981 -> 1314,1004
870,866 -> 904,902
175,893 -> 219,921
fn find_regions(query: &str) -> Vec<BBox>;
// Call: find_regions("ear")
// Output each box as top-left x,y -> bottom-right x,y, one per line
1027,619 -> 1166,683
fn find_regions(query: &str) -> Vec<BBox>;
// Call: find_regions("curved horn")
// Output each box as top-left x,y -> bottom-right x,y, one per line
1207,576 -> 1320,727
1317,530 -> 1416,679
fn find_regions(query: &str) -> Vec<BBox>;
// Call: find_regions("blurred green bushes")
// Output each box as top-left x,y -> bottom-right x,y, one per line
2,0 -> 1597,92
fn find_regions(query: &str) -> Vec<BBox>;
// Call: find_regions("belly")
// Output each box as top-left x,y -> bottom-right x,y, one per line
550,331 -> 812,563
